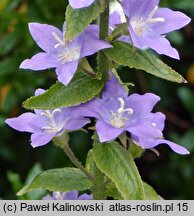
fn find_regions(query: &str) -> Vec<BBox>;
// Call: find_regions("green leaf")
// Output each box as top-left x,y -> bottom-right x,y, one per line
104,41 -> 185,83
23,72 -> 104,110
129,141 -> 143,159
17,168 -> 93,196
143,182 -> 162,200
65,0 -> 107,41
7,171 -> 23,194
85,150 -> 95,173
106,182 -> 123,200
25,163 -> 45,200
93,141 -> 145,200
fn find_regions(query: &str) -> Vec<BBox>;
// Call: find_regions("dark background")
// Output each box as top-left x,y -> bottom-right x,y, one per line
0,0 -> 194,199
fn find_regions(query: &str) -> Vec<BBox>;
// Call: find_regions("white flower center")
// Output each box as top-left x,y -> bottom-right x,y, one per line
40,109 -> 68,134
52,32 -> 80,64
130,6 -> 165,36
110,97 -> 133,128
54,192 -> 66,200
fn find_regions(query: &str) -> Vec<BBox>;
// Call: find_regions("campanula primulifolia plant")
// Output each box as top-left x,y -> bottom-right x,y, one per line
5,0 -> 191,200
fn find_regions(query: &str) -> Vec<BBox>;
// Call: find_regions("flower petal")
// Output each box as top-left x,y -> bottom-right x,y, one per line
5,113 -> 41,133
127,24 -> 146,49
144,112 -> 166,131
42,195 -> 53,200
31,133 -> 54,147
160,139 -> 190,155
78,194 -> 93,200
96,120 -> 123,142
56,60 -> 79,85
126,93 -> 160,116
109,11 -> 122,29
64,191 -> 78,200
122,0 -> 159,19
77,98 -> 105,119
144,36 -> 180,59
28,22 -> 62,52
128,122 -> 162,138
153,8 -> 191,35
81,25 -> 112,57
35,88 -> 46,96
65,117 -> 90,131
69,0 -> 95,9
20,53 -> 58,70
136,136 -> 189,155
102,73 -> 128,100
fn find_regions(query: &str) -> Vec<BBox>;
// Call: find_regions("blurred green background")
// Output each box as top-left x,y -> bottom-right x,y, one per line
0,0 -> 194,199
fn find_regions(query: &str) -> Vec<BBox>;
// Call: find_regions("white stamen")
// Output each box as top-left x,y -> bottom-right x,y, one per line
152,123 -> 157,127
148,6 -> 159,20
52,109 -> 61,115
40,109 -> 68,134
117,97 -> 125,113
52,32 -> 80,64
54,192 -> 66,200
130,5 -> 165,36
125,108 -> 134,115
52,32 -> 64,48
57,48 -> 80,64
147,6 -> 165,24
109,97 -> 134,128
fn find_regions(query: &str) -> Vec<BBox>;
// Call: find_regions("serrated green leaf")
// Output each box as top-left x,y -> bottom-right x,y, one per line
65,0 -> 107,41
93,141 -> 145,200
143,182 -> 162,200
17,168 -> 93,196
104,41 -> 185,83
23,72 -> 104,110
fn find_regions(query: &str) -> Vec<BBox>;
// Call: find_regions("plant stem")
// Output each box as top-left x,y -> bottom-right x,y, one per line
92,162 -> 106,200
53,135 -> 93,181
98,1 -> 110,82
91,0 -> 110,200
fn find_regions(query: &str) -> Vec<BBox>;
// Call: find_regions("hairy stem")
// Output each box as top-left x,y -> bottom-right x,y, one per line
91,1 -> 110,200
53,135 -> 93,181
98,1 -> 110,82
92,162 -> 106,200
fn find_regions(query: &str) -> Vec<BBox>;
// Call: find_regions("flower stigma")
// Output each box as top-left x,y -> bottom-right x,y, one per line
110,97 -> 133,128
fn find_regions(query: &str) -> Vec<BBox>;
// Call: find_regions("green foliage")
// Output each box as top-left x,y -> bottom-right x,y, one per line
105,182 -> 123,200
1,0 -> 194,200
65,0 -> 107,41
177,87 -> 194,116
129,142 -> 144,159
17,168 -> 93,196
104,41 -> 185,83
7,163 -> 46,200
93,141 -> 145,200
143,182 -> 161,200
23,72 -> 104,110
7,171 -> 23,197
